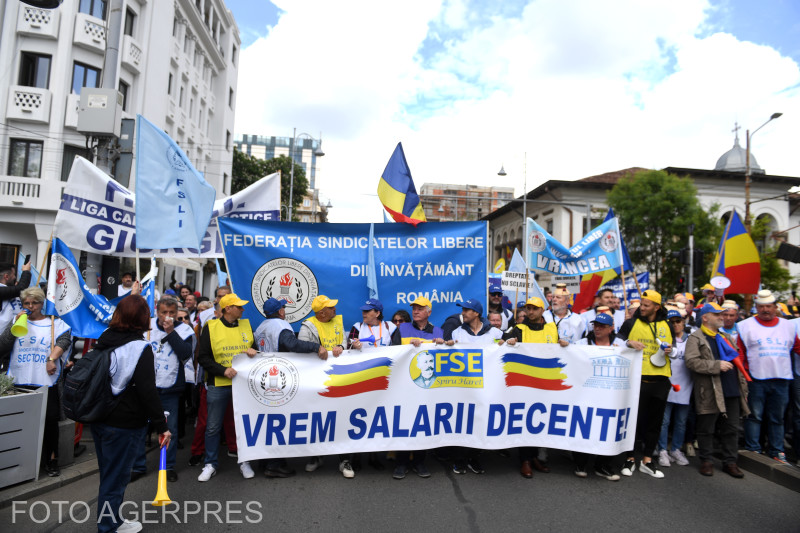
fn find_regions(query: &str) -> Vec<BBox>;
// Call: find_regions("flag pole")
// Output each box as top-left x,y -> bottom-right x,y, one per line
37,232 -> 54,285
614,217 -> 629,310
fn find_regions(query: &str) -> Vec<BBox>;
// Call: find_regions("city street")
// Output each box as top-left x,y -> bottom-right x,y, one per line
4,448 -> 799,532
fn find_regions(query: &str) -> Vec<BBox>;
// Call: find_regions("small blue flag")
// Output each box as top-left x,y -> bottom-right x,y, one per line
367,223 -> 379,299
215,258 -> 228,289
17,254 -> 44,287
135,114 -> 216,250
605,208 -> 633,274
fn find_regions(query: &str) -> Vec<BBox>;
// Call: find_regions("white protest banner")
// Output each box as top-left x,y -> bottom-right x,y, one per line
501,271 -> 537,292
232,342 -> 642,461
553,275 -> 581,294
54,157 -> 279,257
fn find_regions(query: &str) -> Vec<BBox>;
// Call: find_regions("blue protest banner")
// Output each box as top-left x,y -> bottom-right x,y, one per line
527,217 -> 624,276
603,272 -> 650,306
218,219 -> 487,330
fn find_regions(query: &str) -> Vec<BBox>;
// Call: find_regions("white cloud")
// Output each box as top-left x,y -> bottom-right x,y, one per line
234,0 -> 800,223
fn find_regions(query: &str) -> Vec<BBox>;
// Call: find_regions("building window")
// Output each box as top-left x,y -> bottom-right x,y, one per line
172,17 -> 179,37
79,0 -> 107,20
179,86 -> 184,108
0,244 -> 21,265
223,173 -> 230,194
167,73 -> 173,95
19,52 -> 51,89
9,139 -> 43,178
189,98 -> 194,118
302,215 -> 310,223
124,7 -> 136,36
546,219 -> 554,234
303,199 -> 310,207
231,44 -> 237,66
119,80 -> 129,111
61,145 -> 92,182
228,88 -> 234,109
226,130 -> 231,151
71,62 -> 101,94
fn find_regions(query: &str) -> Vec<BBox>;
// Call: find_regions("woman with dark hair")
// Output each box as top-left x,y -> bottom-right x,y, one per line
391,309 -> 411,326
91,291 -> 171,533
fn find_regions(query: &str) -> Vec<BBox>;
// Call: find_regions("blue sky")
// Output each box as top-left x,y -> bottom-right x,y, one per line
228,0 -> 800,223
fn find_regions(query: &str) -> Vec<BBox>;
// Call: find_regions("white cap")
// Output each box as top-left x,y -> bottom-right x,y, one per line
721,299 -> 739,310
754,290 -> 776,305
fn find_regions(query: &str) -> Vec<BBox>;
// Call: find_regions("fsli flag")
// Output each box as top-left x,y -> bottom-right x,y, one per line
218,219 -> 487,329
45,238 -> 124,338
135,114 -> 216,250
55,156 -> 279,257
527,217 -> 624,276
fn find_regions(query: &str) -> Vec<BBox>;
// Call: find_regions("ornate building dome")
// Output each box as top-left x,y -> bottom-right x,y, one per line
714,124 -> 764,174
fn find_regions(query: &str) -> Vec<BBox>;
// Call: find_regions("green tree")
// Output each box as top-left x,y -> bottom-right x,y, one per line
749,217 -> 793,294
607,169 -> 721,294
231,148 -> 309,221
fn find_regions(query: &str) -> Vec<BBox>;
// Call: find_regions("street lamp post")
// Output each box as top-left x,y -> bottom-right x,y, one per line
287,128 -> 325,221
745,112 -> 782,230
498,153 -> 528,260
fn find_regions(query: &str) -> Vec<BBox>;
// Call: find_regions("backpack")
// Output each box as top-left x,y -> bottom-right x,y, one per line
62,346 -> 120,423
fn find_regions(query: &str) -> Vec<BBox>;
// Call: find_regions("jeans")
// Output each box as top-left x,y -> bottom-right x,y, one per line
204,384 -> 233,468
696,396 -> 740,464
132,391 -> 180,472
91,423 -> 146,533
657,402 -> 690,452
793,375 -> 800,455
744,378 -> 791,456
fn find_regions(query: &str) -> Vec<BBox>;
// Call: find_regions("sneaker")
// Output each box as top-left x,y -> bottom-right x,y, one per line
339,460 -> 355,478
392,465 -> 407,480
189,454 -> 203,467
594,466 -> 620,481
773,452 -> 791,465
574,466 -> 588,478
116,519 -> 143,533
657,449 -> 671,467
166,469 -> 178,482
305,456 -> 323,472
240,461 -> 255,479
620,459 -> 636,476
197,464 -> 216,482
413,464 -> 431,478
452,461 -> 467,474
45,459 -> 61,477
467,459 -> 485,474
669,449 -> 689,466
686,442 -> 696,457
639,460 -> 665,479
227,450 -> 238,458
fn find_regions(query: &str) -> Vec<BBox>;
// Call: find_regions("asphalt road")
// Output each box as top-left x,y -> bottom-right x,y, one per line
5,449 -> 800,532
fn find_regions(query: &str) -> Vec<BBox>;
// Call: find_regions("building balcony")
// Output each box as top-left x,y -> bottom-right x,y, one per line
207,91 -> 215,114
64,93 -> 80,129
6,86 -> 51,124
171,40 -> 181,66
167,99 -> 177,122
0,175 -> 64,211
73,12 -> 106,53
16,4 -> 60,39
121,35 -> 143,74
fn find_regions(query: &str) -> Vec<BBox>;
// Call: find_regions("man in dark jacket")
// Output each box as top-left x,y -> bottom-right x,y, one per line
684,303 -> 750,478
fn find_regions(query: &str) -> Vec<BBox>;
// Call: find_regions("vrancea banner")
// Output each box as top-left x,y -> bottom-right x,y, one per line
527,217 -> 624,276
53,157 -> 279,258
218,219 -> 487,329
232,343 -> 642,460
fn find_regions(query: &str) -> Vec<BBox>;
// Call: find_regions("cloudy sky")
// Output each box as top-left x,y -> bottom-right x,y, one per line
226,0 -> 800,223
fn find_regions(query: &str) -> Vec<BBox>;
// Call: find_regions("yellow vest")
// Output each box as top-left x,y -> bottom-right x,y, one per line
515,322 -> 559,344
208,318 -> 253,386
307,315 -> 344,351
628,318 -> 673,377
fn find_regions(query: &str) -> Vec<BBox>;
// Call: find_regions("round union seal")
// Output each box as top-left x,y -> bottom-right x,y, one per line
528,230 -> 547,253
598,230 -> 618,253
248,357 -> 300,407
51,253 -> 84,315
252,258 -> 318,322
166,146 -> 187,172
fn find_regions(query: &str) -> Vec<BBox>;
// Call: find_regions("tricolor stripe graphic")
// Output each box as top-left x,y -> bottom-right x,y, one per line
501,353 -> 571,391
319,357 -> 393,397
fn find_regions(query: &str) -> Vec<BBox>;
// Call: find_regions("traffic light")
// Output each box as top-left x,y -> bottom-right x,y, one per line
693,249 -> 704,277
677,276 -> 685,293
671,248 -> 690,265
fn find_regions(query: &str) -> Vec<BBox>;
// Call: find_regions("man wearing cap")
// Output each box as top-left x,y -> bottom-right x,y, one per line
736,289 -> 800,464
197,293 -> 259,482
488,279 -> 515,331
503,296 -> 568,478
616,289 -> 673,479
347,299 -> 395,348
697,284 -> 718,306
582,289 -> 625,332
299,295 -> 351,356
720,300 -> 740,343
447,299 -> 503,345
255,298 -> 327,358
390,296 -> 444,481
543,288 -> 586,343
685,303 -> 750,477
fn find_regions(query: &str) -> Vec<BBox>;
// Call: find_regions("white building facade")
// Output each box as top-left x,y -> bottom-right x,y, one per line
0,0 -> 239,294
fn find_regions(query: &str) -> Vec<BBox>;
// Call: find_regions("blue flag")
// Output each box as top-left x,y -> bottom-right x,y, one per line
45,238 -> 126,338
215,258 -> 228,289
140,256 -> 157,317
503,248 -> 547,309
605,208 -> 633,274
17,255 -> 44,288
367,223 -> 379,299
527,217 -> 624,275
135,114 -> 216,249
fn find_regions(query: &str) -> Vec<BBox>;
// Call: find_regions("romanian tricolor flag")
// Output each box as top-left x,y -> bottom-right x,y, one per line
572,269 -> 618,313
377,143 -> 427,226
318,357 -> 393,397
501,353 -> 571,391
711,211 -> 760,294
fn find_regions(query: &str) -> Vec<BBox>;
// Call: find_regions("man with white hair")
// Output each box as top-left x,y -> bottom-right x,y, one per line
544,287 -> 586,343
736,289 -> 800,465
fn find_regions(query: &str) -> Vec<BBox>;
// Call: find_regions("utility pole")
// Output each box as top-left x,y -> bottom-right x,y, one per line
687,223 -> 694,294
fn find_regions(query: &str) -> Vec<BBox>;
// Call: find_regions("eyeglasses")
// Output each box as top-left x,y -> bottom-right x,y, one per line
669,319 -> 684,324
392,319 -> 403,324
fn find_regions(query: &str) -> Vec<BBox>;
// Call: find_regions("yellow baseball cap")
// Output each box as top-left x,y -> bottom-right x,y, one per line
219,293 -> 249,309
525,297 -> 545,308
311,295 -> 338,312
701,283 -> 714,292
642,290 -> 662,305
410,296 -> 432,308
